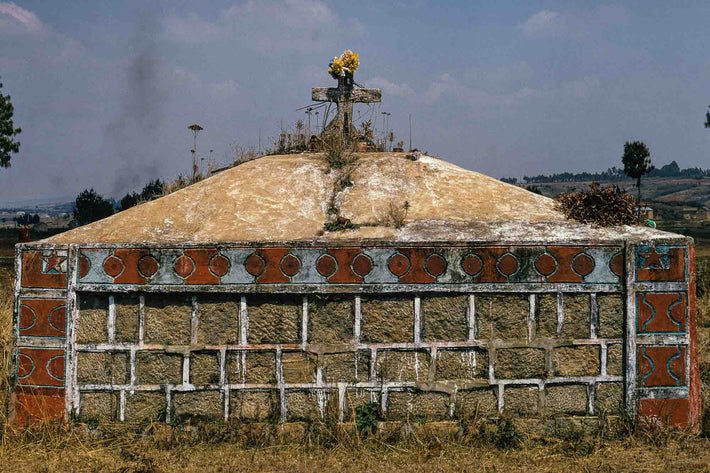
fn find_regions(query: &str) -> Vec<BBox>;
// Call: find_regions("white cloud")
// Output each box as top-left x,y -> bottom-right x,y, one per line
518,10 -> 566,38
0,2 -> 44,34
364,76 -> 414,97
425,73 -> 542,107
518,5 -> 628,40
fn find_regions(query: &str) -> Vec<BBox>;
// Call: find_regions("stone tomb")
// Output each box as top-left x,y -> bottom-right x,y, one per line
11,153 -> 700,428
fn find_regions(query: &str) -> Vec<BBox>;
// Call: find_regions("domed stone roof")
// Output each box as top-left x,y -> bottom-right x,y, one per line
44,152 -> 663,245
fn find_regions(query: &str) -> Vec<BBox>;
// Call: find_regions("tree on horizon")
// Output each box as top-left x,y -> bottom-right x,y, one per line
0,79 -> 21,168
622,141 -> 653,202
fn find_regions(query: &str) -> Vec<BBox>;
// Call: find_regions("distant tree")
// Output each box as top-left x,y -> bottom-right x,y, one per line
0,79 -> 22,168
73,189 -> 114,226
140,179 -> 164,201
119,192 -> 139,211
32,214 -> 40,224
622,141 -> 653,201
500,177 -> 518,185
705,106 -> 710,129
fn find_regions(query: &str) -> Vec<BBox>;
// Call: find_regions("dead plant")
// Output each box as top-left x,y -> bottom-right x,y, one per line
555,182 -> 640,226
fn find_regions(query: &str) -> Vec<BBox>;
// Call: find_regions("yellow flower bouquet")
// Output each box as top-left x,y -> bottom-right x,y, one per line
328,50 -> 359,79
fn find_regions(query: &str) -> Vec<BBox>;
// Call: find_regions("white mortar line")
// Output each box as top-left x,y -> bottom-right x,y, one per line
338,382 -> 346,423
413,296 -> 421,344
301,296 -> 309,350
380,388 -> 388,416
468,294 -> 476,341
107,295 -> 116,343
165,387 -> 172,424
119,390 -> 126,421
182,355 -> 190,386
587,383 -> 595,416
556,292 -> 564,335
624,243 -> 638,420
497,385 -> 504,413
219,347 -> 227,385
239,296 -> 248,346
370,347 -> 377,383
190,295 -> 198,345
129,347 -> 136,392
354,296 -> 362,343
138,295 -> 145,346
590,293 -> 599,340
600,342 -> 608,376
276,347 -> 286,423
66,246 -> 80,413
528,294 -> 536,342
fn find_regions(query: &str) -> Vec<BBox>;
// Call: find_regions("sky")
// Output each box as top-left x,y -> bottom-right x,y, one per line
0,0 -> 709,204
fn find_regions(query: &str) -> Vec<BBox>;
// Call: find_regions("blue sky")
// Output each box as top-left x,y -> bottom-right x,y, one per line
1,1 -> 709,202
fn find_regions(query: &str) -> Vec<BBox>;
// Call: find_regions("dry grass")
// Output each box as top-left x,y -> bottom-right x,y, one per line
1,263 -> 710,472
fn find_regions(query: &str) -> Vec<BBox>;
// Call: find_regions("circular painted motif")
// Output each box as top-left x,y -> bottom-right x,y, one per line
351,253 -> 373,277
535,253 -> 557,276
48,306 -> 66,333
78,255 -> 91,279
18,353 -> 34,379
245,253 -> 266,277
572,253 -> 595,277
388,253 -> 410,277
461,254 -> 483,276
46,355 -> 65,381
610,253 -> 623,278
138,255 -> 160,277
497,253 -> 519,276
425,254 -> 446,277
280,254 -> 301,277
173,255 -> 196,278
209,254 -> 231,277
19,305 -> 37,331
316,254 -> 337,277
103,255 -> 125,278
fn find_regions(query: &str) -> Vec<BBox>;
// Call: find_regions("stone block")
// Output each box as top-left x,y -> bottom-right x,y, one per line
247,295 -> 302,344
197,295 -> 240,345
361,296 -> 413,343
308,295 -> 354,344
596,382 -> 623,414
503,386 -> 540,417
173,391 -> 223,423
80,392 -> 119,421
537,294 -> 590,338
190,352 -> 220,385
136,352 -> 183,385
125,392 -> 165,423
495,348 -> 546,379
476,294 -> 528,340
230,391 -> 279,422
344,389 -> 380,422
435,349 -> 488,382
553,345 -> 600,377
606,344 -> 623,376
144,295 -> 192,345
77,295 -> 108,343
282,352 -> 316,384
321,351 -> 370,383
421,294 -> 468,342
455,388 -> 498,418
228,351 -> 277,385
546,384 -> 588,416
598,295 -> 624,338
77,352 -> 129,385
115,294 -> 139,342
286,391 -> 322,422
376,350 -> 429,382
386,391 -> 450,422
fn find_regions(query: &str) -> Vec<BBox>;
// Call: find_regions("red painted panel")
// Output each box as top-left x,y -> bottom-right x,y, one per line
255,248 -> 290,283
637,293 -> 686,333
327,247 -> 364,283
398,248 -> 436,284
19,299 -> 66,338
183,249 -> 220,285
110,249 -> 152,284
17,348 -> 65,387
21,251 -> 66,289
638,247 -> 685,282
687,243 -> 701,431
545,246 -> 584,283
11,386 -> 65,426
471,247 -> 507,283
638,346 -> 686,387
638,398 -> 690,429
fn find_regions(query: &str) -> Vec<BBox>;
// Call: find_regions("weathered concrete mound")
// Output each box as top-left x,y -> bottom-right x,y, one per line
11,153 -> 700,431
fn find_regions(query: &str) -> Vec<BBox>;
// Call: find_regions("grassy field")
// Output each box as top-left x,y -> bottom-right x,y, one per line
0,263 -> 709,472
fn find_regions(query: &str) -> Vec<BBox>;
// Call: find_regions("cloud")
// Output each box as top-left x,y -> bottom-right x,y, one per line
364,77 -> 414,97
518,10 -> 565,38
0,2 -> 44,34
424,73 -> 541,107
209,79 -> 240,99
162,0 -> 361,50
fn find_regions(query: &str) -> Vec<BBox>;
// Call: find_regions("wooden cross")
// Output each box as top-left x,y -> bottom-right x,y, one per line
312,72 -> 381,141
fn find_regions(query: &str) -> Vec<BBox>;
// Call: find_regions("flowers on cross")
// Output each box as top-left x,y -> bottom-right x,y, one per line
328,50 -> 360,79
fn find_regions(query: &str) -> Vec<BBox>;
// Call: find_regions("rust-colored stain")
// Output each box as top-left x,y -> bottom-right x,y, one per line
19,299 -> 66,338
17,348 -> 65,387
11,386 -> 65,426
638,398 -> 690,429
638,346 -> 686,387
21,251 -> 66,289
637,247 -> 685,282
687,243 -> 702,430
637,293 -> 686,333
545,246 -> 584,283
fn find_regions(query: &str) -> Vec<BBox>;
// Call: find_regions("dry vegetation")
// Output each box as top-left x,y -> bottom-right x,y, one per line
555,183 -> 641,226
0,262 -> 709,472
